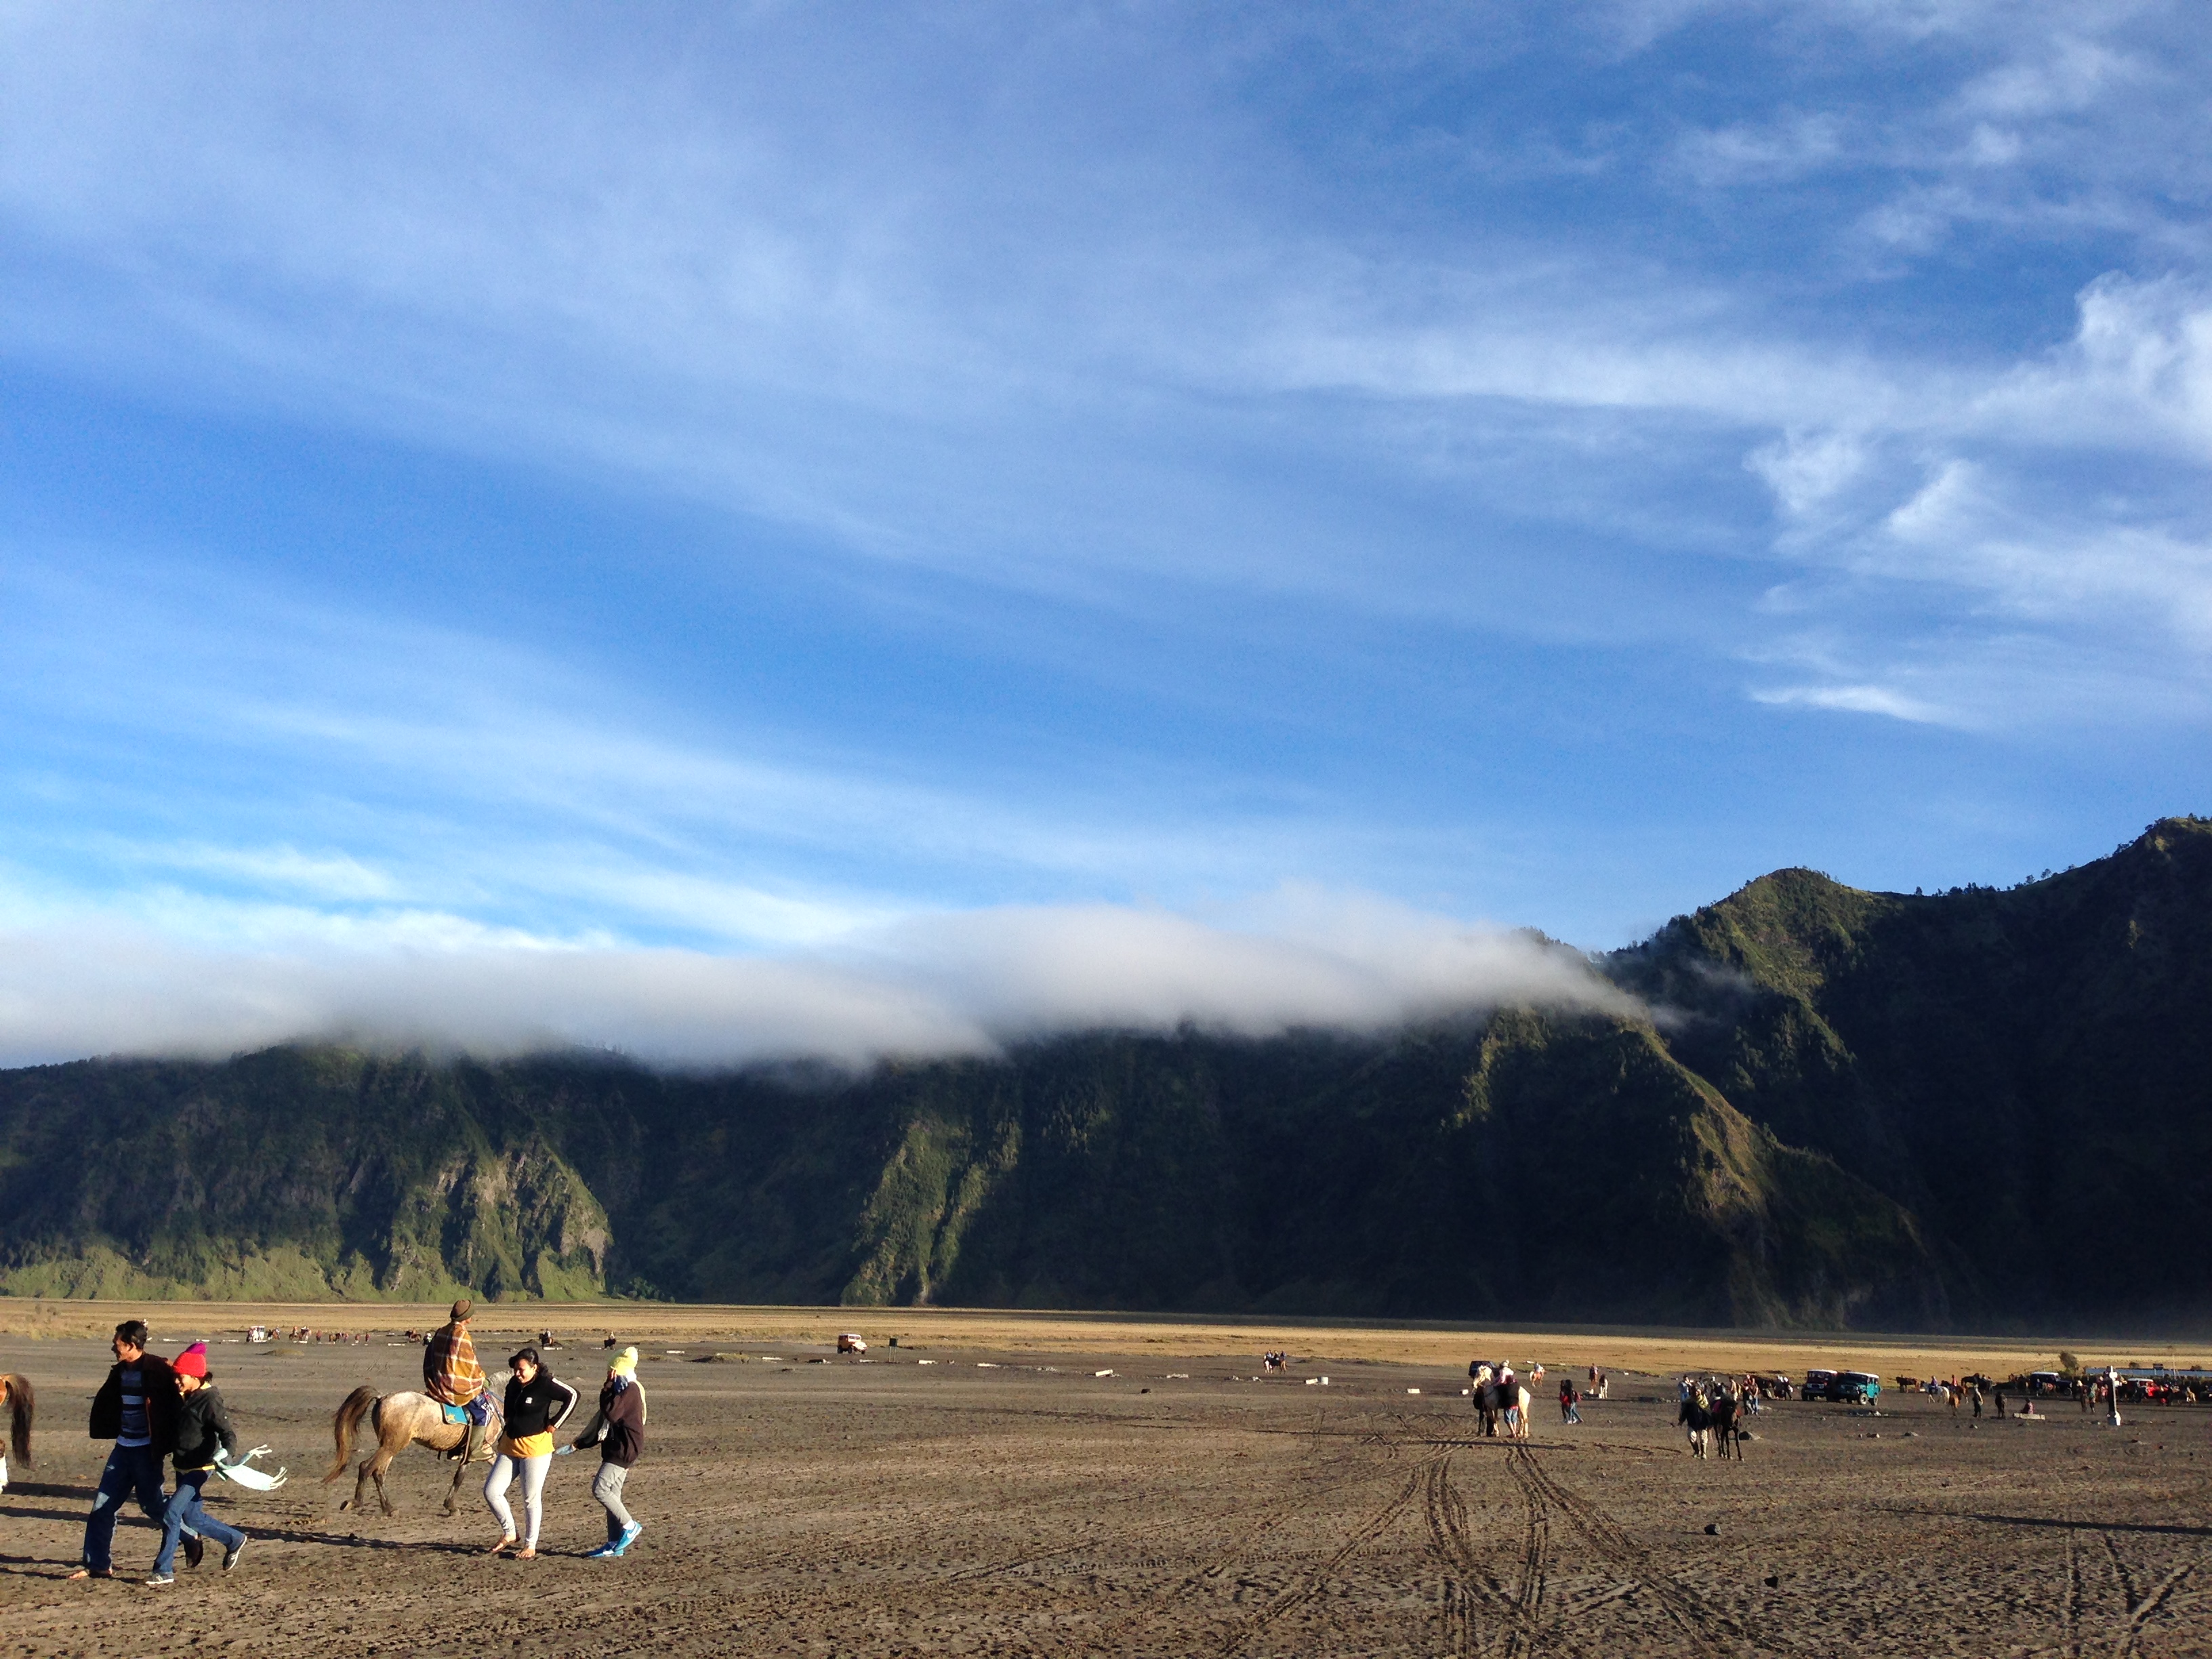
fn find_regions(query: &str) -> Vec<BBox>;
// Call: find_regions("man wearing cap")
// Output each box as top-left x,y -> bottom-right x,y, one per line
572,1346 -> 647,1558
147,1342 -> 247,1585
70,1319 -> 180,1580
424,1299 -> 492,1463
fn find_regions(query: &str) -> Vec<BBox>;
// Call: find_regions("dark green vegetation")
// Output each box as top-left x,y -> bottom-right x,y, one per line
2,819 -> 2206,1328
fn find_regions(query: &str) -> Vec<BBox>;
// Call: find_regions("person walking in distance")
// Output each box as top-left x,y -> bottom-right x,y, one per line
146,1343 -> 247,1585
484,1347 -> 578,1559
423,1299 -> 493,1464
573,1346 -> 647,1558
1559,1376 -> 1581,1425
70,1319 -> 181,1580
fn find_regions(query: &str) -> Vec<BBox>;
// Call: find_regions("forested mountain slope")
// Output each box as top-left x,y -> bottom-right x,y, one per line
2,818 -> 2204,1330
1610,815 -> 2212,1325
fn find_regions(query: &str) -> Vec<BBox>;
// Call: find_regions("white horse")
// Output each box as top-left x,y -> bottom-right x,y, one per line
1470,1365 -> 1533,1439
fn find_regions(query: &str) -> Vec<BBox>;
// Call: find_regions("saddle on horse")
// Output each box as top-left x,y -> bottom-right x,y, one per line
441,1395 -> 498,1462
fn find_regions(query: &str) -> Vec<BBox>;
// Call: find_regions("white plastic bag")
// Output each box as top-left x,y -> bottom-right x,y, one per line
214,1445 -> 288,1491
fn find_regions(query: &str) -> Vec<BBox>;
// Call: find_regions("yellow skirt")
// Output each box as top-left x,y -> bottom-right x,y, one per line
499,1431 -> 554,1460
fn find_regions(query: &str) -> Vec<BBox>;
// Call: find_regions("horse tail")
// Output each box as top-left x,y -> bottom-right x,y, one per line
2,1375 -> 31,1467
326,1386 -> 380,1482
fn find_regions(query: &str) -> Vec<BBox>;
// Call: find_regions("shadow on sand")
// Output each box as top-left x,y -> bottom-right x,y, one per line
1961,1512 -> 2212,1539
0,1523 -> 495,1578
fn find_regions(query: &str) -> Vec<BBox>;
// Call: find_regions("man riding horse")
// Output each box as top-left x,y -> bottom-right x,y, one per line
424,1300 -> 493,1463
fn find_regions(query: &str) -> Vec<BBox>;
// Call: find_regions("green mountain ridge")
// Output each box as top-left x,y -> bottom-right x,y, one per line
2,817 -> 2206,1329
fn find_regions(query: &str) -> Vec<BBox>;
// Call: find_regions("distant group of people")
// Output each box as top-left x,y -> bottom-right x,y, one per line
1901,1376 -> 2005,1417
422,1300 -> 648,1559
1674,1374 -> 1753,1460
1560,1364 -> 1612,1421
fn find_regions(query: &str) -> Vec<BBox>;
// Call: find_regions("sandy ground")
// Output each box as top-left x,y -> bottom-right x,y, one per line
0,1298 -> 2190,1378
1,1325 -> 2209,1656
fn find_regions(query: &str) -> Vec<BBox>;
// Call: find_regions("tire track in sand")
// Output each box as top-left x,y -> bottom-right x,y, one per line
1033,1448 -> 1425,1652
1214,1457 -> 1431,1657
2100,1532 -> 2193,1659
2064,1519 -> 2087,1659
1419,1450 -> 1580,1659
1502,1443 -> 1553,1659
842,1409 -> 1422,1654
938,1422 -> 1408,1587
1503,1441 -> 1765,1658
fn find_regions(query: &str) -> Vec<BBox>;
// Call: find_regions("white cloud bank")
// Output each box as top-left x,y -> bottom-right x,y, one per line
0,893 -> 1637,1071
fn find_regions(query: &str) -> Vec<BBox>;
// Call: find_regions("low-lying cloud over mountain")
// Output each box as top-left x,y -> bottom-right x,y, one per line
0,890 -> 1634,1069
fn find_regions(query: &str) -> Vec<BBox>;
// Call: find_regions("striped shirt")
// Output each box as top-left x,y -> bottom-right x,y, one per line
117,1364 -> 151,1448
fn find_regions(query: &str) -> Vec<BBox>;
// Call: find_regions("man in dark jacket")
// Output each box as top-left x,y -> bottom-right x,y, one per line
70,1319 -> 180,1580
573,1346 -> 646,1558
147,1343 -> 246,1584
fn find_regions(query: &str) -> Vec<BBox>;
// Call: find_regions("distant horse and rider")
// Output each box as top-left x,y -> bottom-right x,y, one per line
1468,1363 -> 1532,1440
1677,1376 -> 1747,1460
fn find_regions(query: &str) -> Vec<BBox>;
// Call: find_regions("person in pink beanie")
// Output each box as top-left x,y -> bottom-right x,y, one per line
146,1343 -> 245,1585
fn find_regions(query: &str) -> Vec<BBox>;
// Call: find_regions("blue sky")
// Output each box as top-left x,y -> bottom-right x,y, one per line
3,2 -> 2209,1063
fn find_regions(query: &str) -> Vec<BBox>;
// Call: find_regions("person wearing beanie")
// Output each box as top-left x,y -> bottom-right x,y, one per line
70,1319 -> 180,1580
146,1343 -> 246,1585
572,1346 -> 647,1559
424,1298 -> 492,1464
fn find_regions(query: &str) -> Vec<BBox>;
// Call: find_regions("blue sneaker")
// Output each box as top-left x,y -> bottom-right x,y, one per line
610,1521 -> 642,1557
583,1541 -> 617,1559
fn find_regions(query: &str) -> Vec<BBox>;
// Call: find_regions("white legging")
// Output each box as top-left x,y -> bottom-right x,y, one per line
484,1452 -> 552,1547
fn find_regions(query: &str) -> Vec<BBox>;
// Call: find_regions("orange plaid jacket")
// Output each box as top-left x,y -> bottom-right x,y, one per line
423,1322 -> 487,1406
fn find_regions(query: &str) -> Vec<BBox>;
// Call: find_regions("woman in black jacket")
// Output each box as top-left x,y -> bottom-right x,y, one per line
483,1347 -> 578,1560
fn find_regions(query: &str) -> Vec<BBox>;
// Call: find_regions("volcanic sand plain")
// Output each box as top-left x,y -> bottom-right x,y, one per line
0,1309 -> 2208,1656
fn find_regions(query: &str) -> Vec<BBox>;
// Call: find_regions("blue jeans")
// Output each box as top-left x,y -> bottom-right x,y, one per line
155,1469 -> 243,1575
82,1444 -> 169,1572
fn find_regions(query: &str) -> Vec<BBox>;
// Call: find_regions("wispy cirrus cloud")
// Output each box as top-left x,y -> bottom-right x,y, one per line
1750,682 -> 1950,724
104,842 -> 402,903
1,546 -> 1488,951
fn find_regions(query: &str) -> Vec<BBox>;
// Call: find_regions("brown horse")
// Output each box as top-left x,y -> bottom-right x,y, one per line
0,1373 -> 33,1489
325,1387 -> 498,1516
